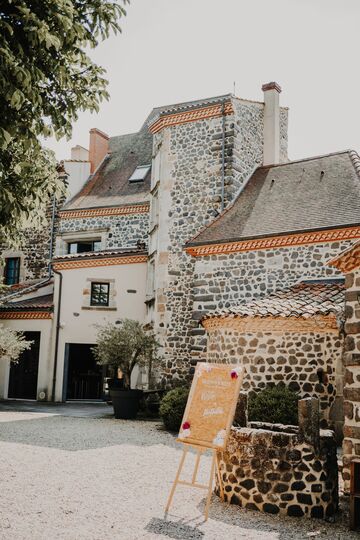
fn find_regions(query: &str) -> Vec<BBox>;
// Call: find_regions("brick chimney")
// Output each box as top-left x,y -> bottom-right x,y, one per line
89,128 -> 109,173
262,82 -> 281,166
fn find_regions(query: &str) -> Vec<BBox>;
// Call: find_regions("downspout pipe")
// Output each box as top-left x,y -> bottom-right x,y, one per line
220,102 -> 226,212
48,194 -> 57,278
51,266 -> 63,402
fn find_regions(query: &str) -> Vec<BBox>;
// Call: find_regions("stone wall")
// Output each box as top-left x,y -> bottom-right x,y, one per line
342,267 -> 360,492
217,400 -> 338,519
58,212 -> 149,250
206,325 -> 343,430
156,98 -> 289,384
0,200 -> 60,282
190,240 -> 351,362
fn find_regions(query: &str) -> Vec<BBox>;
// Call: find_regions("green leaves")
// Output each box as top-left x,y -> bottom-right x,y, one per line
0,0 -> 128,242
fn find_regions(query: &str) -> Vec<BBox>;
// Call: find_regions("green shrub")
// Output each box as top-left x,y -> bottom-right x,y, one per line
248,385 -> 299,426
159,386 -> 189,432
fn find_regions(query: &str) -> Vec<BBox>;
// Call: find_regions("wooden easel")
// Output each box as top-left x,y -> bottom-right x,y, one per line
165,442 -> 224,521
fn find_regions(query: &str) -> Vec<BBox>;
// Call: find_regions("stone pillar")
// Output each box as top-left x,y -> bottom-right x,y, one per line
343,268 -> 360,492
298,397 -> 320,453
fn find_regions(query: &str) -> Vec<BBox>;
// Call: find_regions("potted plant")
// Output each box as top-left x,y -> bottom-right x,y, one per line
92,319 -> 159,419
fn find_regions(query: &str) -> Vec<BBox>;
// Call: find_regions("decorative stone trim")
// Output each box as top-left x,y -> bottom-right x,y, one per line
149,101 -> 233,134
53,254 -> 147,271
59,204 -> 150,220
328,241 -> 360,273
0,311 -> 52,320
186,226 -> 360,257
202,314 -> 339,333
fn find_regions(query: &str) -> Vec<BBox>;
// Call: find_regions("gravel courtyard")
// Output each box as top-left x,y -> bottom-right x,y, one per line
0,402 -> 357,540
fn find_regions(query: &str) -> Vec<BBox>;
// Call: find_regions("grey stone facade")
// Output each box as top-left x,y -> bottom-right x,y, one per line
342,267 -> 360,492
58,212 -> 149,250
206,327 -> 343,428
190,241 -> 351,363
156,98 -> 289,384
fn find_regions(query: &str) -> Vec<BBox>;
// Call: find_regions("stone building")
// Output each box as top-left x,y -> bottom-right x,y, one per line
328,242 -> 360,491
0,80 -> 360,439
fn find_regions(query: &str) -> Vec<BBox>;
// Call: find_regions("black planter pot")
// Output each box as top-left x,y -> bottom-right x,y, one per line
110,388 -> 143,419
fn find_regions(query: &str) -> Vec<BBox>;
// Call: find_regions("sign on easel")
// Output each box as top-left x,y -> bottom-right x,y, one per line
165,363 -> 244,520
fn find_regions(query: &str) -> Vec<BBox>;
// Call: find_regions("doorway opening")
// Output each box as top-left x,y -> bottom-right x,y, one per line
66,344 -> 105,400
8,331 -> 40,399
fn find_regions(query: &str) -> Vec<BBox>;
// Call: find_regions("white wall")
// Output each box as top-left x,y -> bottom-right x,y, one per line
53,261 -> 147,400
0,318 -> 53,400
63,160 -> 91,202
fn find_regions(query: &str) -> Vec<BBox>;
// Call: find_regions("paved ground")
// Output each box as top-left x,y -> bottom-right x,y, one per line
0,402 -> 357,540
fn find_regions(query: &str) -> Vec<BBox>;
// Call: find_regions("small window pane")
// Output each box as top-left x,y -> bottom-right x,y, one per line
90,282 -> 109,306
129,165 -> 151,183
67,240 -> 101,254
4,257 -> 20,285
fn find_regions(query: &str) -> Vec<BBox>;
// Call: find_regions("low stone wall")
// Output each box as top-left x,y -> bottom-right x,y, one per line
216,399 -> 338,519
205,326 -> 343,433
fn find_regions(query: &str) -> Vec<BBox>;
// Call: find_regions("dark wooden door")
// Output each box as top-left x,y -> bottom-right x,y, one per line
8,331 -> 40,399
66,344 -> 104,400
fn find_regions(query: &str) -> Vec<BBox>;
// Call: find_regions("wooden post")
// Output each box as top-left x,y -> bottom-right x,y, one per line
165,445 -> 188,513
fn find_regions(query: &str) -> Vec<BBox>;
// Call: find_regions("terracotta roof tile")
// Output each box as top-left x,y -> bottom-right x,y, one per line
202,281 -> 344,321
0,294 -> 53,311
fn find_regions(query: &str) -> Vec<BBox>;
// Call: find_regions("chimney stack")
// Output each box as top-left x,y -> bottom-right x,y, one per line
262,82 -> 281,166
71,145 -> 89,162
89,128 -> 109,173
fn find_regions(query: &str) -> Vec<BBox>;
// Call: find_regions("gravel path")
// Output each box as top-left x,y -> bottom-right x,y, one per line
0,406 -> 357,540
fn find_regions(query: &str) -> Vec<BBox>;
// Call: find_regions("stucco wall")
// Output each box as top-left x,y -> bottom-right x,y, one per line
0,318 -> 53,400
53,261 -> 147,400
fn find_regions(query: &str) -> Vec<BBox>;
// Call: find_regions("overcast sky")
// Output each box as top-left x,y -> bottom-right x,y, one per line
46,0 -> 360,162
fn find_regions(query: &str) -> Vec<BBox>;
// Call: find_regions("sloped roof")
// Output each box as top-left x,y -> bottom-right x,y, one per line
64,124 -> 153,210
329,240 -> 360,273
189,151 -> 360,247
0,294 -> 53,312
202,281 -> 344,321
53,248 -> 147,262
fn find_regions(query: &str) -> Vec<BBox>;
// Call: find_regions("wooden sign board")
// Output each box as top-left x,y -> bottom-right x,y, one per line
177,363 -> 244,450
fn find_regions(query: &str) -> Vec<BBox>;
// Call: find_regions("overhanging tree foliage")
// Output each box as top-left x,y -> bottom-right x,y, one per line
0,0 -> 128,243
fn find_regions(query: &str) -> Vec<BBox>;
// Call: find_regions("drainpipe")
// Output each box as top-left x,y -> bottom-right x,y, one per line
51,266 -> 63,402
48,194 -> 57,278
220,102 -> 226,212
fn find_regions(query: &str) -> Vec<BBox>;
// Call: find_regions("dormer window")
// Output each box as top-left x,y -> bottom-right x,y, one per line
129,164 -> 151,183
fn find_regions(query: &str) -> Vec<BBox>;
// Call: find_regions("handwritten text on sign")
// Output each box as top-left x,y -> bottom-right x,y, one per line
178,363 -> 244,450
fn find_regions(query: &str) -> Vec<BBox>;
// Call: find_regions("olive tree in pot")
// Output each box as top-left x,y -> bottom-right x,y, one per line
92,319 -> 159,419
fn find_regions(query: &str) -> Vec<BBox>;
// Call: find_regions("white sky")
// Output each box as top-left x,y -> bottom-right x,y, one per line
46,0 -> 360,161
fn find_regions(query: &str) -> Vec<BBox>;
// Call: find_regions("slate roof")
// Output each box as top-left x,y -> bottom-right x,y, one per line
53,248 -> 147,262
64,122 -> 153,209
64,93 -> 264,211
201,281 -> 345,321
188,151 -> 360,247
0,294 -> 53,312
0,278 -> 52,301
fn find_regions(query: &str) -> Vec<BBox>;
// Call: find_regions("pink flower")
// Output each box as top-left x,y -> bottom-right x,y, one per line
231,370 -> 238,379
182,421 -> 190,430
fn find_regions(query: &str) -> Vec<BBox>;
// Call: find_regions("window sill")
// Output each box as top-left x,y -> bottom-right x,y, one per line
82,306 -> 117,311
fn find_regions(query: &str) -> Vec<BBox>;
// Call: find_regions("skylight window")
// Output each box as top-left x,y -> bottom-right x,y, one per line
129,164 -> 151,183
